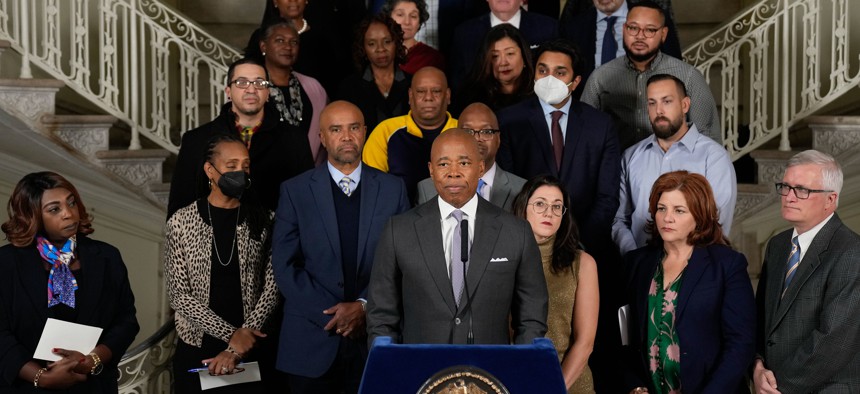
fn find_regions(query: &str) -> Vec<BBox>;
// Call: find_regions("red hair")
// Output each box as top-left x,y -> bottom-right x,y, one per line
645,171 -> 728,247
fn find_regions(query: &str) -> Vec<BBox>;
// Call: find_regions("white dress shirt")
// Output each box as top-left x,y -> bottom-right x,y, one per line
439,194 -> 478,276
490,9 -> 522,28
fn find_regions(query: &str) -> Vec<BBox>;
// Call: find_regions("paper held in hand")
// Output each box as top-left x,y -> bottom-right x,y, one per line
33,318 -> 103,361
198,361 -> 262,390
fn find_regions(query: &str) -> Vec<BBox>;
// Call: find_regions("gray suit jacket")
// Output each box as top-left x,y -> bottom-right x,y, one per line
415,166 -> 527,212
756,213 -> 860,393
366,197 -> 548,345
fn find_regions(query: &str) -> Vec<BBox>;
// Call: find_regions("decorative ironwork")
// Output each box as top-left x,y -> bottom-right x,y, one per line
684,0 -> 860,160
0,0 -> 240,153
117,319 -> 176,394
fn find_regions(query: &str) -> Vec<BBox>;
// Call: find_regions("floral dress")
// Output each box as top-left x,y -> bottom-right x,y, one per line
646,261 -> 685,394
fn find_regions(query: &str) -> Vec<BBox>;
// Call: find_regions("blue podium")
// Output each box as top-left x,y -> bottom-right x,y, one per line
358,337 -> 566,393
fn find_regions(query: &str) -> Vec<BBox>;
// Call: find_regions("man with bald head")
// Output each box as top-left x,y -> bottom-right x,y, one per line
416,103 -> 526,211
273,101 -> 410,393
367,129 -> 548,345
363,66 -> 459,202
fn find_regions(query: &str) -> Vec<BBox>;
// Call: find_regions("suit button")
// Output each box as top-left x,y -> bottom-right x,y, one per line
455,318 -> 461,325
337,282 -> 344,288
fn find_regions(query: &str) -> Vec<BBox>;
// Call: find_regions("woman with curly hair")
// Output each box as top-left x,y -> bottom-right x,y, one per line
381,0 -> 445,75
0,172 -> 139,392
513,175 -> 598,393
453,24 -> 535,114
335,13 -> 411,134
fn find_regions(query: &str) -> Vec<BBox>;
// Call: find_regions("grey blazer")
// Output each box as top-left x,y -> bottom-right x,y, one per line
366,197 -> 548,345
756,213 -> 860,393
415,166 -> 527,212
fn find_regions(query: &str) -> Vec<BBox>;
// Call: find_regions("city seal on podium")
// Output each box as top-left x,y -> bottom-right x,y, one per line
417,366 -> 510,394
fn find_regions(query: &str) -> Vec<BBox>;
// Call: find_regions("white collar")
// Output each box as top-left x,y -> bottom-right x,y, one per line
438,193 -> 479,221
490,9 -> 522,28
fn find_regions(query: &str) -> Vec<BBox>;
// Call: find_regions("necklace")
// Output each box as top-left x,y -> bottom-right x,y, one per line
207,201 -> 240,267
297,18 -> 309,34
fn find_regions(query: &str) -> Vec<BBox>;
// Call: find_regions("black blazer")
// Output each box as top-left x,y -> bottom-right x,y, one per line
559,2 -> 683,99
622,244 -> 755,394
449,10 -> 559,89
496,98 -> 620,255
0,237 -> 139,392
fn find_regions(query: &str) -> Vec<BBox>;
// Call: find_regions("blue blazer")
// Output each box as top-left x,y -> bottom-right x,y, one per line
449,10 -> 559,89
622,244 -> 756,393
271,164 -> 410,377
496,98 -> 620,256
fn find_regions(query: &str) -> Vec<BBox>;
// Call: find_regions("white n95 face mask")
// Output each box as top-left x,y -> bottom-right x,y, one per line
534,75 -> 572,105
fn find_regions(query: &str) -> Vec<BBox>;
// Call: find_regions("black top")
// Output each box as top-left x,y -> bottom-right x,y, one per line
330,180 -> 361,301
198,200 -> 244,329
335,67 -> 411,135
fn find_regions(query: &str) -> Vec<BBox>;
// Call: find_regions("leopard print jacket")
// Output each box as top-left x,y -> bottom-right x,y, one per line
164,202 -> 279,347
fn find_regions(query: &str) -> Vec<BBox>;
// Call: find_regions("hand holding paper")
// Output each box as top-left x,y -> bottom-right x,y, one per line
33,319 -> 102,362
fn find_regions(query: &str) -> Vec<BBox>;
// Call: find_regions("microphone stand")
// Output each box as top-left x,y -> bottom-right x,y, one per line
460,218 -> 474,344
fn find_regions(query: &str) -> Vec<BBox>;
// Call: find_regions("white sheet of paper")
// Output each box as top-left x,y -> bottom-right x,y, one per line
198,361 -> 262,390
618,304 -> 630,346
33,318 -> 103,361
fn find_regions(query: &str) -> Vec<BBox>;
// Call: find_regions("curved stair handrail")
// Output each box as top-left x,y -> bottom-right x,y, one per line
117,318 -> 176,393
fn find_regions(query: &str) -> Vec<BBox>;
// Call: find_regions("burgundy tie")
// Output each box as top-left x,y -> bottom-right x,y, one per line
551,111 -> 564,170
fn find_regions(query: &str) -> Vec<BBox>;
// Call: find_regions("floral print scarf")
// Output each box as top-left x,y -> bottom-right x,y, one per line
647,257 -> 685,393
269,73 -> 303,126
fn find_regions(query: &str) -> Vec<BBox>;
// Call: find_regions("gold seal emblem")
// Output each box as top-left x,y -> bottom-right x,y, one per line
417,366 -> 509,394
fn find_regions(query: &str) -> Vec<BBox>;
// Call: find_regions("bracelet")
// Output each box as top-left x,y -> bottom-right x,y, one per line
225,346 -> 242,360
88,352 -> 102,375
33,367 -> 47,388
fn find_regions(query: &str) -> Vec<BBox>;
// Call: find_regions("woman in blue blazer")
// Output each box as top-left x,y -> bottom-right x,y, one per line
622,171 -> 755,394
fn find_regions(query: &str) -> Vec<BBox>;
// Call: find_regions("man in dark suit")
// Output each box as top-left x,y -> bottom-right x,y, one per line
416,102 -> 526,211
366,129 -> 548,345
167,58 -> 314,217
559,0 -> 682,99
754,150 -> 860,393
449,0 -> 558,89
272,101 -> 410,393
496,37 -> 622,392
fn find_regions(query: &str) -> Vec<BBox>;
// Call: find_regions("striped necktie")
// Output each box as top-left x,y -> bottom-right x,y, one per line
339,176 -> 353,197
782,236 -> 801,297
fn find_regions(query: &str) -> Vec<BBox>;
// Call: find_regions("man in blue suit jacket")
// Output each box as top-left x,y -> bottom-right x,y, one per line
272,101 -> 410,393
449,0 -> 558,89
496,37 -> 622,392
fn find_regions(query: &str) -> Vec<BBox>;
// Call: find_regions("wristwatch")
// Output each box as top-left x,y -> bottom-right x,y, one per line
357,299 -> 367,312
89,352 -> 104,375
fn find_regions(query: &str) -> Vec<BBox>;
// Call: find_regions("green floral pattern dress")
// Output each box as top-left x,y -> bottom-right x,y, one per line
647,261 -> 684,394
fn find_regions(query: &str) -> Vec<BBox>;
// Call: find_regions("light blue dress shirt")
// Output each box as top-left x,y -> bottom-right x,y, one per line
539,97 -> 573,143
594,2 -> 628,67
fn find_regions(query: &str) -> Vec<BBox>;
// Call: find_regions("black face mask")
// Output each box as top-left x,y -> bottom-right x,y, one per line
211,166 -> 250,199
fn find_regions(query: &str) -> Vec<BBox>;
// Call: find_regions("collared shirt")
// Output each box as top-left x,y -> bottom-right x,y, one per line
490,9 -> 522,28
327,161 -> 362,190
581,51 -> 722,149
414,0 -> 439,48
612,124 -> 737,255
480,163 -> 498,200
539,96 -> 573,143
793,213 -> 835,263
594,2 -> 627,67
439,194 -> 479,276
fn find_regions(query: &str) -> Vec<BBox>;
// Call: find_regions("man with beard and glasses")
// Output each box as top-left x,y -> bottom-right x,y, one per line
612,74 -> 735,256
581,0 -> 720,150
272,101 -> 409,393
168,57 -> 314,217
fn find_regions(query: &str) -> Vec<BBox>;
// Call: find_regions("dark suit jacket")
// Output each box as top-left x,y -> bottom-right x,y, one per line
496,98 -> 620,256
622,244 -> 755,393
366,196 -> 547,345
559,1 -> 683,99
271,164 -> 410,377
449,10 -> 559,89
0,238 -> 139,392
414,165 -> 526,211
756,214 -> 860,392
167,102 -> 315,218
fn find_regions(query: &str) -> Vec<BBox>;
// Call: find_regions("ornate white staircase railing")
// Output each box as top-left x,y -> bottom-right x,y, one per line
684,0 -> 860,161
0,0 -> 241,153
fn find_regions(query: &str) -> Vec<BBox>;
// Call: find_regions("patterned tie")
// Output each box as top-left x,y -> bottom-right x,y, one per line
477,179 -> 487,200
450,210 -> 467,307
339,176 -> 353,197
601,16 -> 619,65
782,236 -> 801,297
551,111 -> 564,171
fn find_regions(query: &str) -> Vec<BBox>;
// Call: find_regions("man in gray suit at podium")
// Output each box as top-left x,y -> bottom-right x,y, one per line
366,129 -> 548,345
416,103 -> 526,211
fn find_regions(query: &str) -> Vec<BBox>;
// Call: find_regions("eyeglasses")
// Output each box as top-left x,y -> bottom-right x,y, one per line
528,201 -> 567,217
774,182 -> 833,199
624,24 -> 662,38
229,79 -> 271,89
466,129 -> 500,139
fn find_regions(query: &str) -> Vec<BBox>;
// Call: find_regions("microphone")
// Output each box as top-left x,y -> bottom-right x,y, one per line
460,218 -> 474,344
